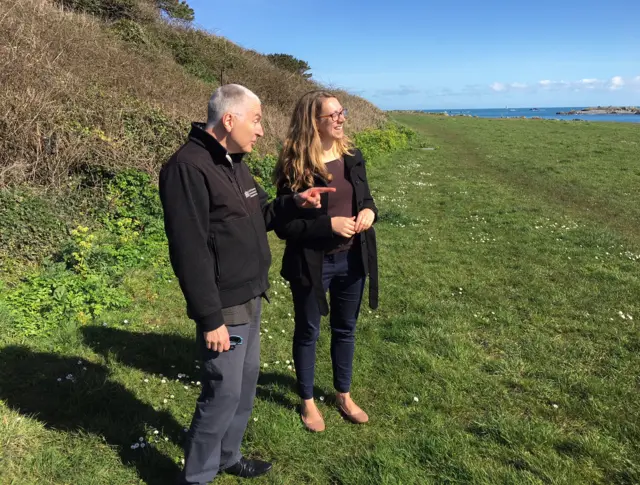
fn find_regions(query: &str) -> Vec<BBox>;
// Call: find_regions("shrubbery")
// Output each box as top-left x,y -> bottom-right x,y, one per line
0,119 -> 415,337
2,171 -> 168,336
353,122 -> 416,161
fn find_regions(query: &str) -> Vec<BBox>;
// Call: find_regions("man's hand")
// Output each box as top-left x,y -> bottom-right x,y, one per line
331,216 -> 356,238
354,208 -> 375,233
203,325 -> 230,353
294,187 -> 337,209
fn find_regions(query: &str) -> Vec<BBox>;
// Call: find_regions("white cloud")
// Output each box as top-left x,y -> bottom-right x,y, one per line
578,78 -> 604,89
483,75 -> 636,94
610,76 -> 624,90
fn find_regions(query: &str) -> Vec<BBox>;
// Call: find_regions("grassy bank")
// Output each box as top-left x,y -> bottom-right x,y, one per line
1,115 -> 638,484
0,0 -> 384,188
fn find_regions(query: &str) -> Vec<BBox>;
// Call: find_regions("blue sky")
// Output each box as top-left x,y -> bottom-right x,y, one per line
187,0 -> 640,110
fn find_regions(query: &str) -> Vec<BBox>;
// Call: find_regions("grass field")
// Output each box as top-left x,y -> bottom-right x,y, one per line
1,115 -> 639,484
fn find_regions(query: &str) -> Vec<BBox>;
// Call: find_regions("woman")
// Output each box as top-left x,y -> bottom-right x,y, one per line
273,91 -> 379,432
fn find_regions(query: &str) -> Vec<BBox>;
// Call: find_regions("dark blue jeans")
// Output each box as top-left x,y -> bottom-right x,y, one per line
291,250 -> 366,400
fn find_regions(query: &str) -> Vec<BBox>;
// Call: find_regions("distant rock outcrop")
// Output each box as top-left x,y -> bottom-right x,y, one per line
556,106 -> 640,115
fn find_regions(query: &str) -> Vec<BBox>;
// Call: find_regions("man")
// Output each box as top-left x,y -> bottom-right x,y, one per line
159,84 -> 334,484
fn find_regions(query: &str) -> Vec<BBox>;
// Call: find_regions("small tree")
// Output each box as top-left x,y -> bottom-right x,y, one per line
266,53 -> 312,79
156,0 -> 194,21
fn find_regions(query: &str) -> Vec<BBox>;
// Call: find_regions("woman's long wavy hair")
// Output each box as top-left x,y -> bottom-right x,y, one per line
274,91 -> 353,192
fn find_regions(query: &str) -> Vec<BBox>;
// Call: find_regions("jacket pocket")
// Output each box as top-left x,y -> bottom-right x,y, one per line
207,235 -> 221,283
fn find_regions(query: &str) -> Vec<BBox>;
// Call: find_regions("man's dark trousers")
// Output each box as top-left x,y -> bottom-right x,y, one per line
178,298 -> 262,485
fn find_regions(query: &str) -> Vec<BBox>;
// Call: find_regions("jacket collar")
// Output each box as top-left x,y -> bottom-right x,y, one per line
343,149 -> 362,172
188,122 -> 244,166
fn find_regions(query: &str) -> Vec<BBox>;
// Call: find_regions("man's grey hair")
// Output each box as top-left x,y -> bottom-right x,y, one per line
206,84 -> 261,130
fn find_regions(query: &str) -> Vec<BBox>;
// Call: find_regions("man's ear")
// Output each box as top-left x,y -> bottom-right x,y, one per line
222,113 -> 234,133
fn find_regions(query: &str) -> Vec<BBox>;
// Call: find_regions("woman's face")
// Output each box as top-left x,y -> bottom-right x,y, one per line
316,97 -> 346,143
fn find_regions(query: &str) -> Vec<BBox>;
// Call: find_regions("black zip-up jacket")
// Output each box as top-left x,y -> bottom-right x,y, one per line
159,123 -> 297,332
274,149 -> 379,315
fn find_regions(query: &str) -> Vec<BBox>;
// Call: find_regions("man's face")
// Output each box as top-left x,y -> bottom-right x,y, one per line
227,100 -> 264,153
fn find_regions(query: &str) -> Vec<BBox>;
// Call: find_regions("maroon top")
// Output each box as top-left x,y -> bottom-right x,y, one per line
325,158 -> 356,254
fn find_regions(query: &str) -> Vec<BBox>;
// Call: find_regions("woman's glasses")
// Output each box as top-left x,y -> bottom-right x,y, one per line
317,108 -> 348,122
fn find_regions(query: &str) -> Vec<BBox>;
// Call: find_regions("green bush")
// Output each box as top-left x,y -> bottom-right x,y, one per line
57,0 -> 141,21
1,170 -> 167,336
5,260 -> 131,336
353,122 -> 416,162
0,190 -> 68,266
266,54 -> 312,79
111,19 -> 153,45
57,0 -> 195,22
121,100 -> 187,160
160,28 -> 243,85
245,153 -> 278,199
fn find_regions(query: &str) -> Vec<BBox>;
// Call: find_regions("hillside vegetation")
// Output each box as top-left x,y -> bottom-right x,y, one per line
0,0 -> 385,187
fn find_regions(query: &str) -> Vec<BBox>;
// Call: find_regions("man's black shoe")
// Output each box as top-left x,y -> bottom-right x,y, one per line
223,458 -> 272,478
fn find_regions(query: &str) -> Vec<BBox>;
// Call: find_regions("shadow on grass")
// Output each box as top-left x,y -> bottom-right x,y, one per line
81,325 -> 197,377
80,326 -> 328,412
0,345 -> 182,485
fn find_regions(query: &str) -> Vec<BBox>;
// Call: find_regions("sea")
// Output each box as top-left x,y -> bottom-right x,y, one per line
423,107 -> 640,123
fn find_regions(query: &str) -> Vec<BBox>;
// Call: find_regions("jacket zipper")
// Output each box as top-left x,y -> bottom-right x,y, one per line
226,163 -> 264,278
208,235 -> 221,283
222,163 -> 250,216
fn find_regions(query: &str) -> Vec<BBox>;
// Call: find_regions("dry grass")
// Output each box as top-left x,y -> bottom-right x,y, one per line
0,0 -> 385,187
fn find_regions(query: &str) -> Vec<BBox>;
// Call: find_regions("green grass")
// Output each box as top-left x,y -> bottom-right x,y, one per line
1,115 -> 640,484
